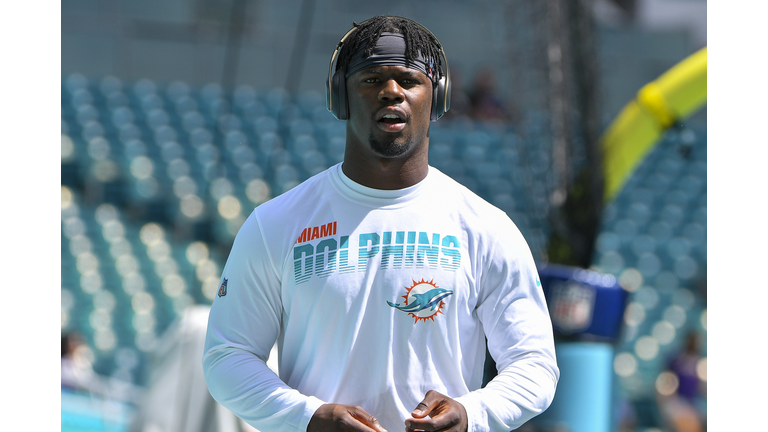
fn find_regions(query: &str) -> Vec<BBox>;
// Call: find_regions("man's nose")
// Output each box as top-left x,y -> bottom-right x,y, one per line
378,79 -> 405,102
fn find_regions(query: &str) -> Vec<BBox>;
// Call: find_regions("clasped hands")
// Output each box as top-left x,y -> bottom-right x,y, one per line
307,389 -> 468,432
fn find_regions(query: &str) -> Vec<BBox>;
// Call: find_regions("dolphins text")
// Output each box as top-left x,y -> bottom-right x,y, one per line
293,231 -> 462,284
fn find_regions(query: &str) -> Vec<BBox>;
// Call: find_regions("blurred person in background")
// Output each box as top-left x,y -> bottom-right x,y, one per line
203,15 -> 559,432
61,332 -> 141,403
61,332 -> 100,393
468,66 -> 517,124
658,330 -> 706,432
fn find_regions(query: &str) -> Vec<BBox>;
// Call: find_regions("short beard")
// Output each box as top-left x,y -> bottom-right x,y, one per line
368,134 -> 412,158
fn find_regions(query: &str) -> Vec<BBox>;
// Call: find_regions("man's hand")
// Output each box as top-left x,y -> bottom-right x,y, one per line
308,403 -> 388,432
405,390 -> 468,432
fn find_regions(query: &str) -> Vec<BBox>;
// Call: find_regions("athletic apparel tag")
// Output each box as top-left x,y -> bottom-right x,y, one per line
218,278 -> 228,298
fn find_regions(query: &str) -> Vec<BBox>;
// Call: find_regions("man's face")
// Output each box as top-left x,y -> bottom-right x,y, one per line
345,65 -> 433,160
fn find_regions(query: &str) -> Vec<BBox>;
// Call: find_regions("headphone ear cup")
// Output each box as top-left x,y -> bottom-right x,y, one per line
431,82 -> 440,122
442,75 -> 451,114
431,75 -> 451,121
337,72 -> 348,120
326,70 -> 334,114
329,69 -> 340,119
330,69 -> 348,120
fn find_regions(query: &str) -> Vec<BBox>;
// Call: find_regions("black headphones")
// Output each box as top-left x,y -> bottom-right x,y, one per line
325,18 -> 451,122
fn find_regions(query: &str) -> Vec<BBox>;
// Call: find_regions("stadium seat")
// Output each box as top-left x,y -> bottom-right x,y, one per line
166,80 -> 192,102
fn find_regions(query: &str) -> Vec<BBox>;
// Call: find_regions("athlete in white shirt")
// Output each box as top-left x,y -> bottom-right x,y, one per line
203,15 -> 559,432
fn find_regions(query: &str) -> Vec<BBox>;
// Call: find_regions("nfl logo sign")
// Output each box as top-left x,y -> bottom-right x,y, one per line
550,281 -> 595,334
218,278 -> 228,298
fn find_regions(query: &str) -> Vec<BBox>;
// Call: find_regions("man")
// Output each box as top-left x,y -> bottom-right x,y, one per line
203,16 -> 559,432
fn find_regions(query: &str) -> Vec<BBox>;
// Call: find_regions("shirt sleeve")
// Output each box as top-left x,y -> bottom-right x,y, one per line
455,215 -> 560,431
202,211 -> 326,432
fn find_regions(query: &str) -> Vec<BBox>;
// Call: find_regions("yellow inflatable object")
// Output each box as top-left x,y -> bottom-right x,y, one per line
601,47 -> 707,201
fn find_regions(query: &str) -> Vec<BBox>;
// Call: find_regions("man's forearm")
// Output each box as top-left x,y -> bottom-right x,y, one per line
203,345 -> 326,432
455,354 -> 558,431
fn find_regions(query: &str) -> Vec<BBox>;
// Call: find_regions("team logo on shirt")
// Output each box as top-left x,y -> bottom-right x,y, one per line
388,278 -> 453,323
218,278 -> 228,298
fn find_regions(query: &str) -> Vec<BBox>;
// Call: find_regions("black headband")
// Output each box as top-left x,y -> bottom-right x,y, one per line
344,32 -> 437,82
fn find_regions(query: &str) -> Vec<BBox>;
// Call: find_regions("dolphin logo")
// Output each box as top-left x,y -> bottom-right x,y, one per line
388,288 -> 454,313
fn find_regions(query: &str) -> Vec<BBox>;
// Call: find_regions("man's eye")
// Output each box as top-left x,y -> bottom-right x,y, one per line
401,78 -> 425,86
364,78 -> 378,83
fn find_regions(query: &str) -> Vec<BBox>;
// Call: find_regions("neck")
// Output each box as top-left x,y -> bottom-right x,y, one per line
341,140 -> 430,190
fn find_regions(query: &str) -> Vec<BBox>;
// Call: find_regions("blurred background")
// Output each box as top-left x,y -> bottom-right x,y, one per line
59,1 -> 707,431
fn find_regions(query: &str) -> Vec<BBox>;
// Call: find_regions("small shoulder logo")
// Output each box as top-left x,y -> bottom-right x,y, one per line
387,278 -> 453,324
218,278 -> 228,298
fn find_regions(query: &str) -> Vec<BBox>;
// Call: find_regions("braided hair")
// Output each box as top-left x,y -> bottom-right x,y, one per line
336,16 -> 445,81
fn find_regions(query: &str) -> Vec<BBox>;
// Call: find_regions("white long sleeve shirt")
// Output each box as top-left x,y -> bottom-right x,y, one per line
203,163 -> 559,432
